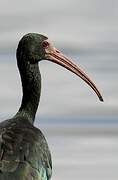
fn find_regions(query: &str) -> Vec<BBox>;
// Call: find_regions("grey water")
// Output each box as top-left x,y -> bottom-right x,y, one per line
0,0 -> 118,179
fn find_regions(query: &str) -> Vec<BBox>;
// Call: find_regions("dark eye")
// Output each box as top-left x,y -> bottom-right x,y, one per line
42,41 -> 50,48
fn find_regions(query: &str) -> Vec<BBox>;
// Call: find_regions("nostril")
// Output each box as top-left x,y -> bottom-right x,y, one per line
55,50 -> 60,53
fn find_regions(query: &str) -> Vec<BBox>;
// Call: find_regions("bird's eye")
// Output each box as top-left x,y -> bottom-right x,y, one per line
42,41 -> 50,48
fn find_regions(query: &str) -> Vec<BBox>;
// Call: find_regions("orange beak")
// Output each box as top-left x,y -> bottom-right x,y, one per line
45,44 -> 103,102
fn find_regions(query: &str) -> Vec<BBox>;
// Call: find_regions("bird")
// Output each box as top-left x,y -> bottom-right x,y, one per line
0,33 -> 103,180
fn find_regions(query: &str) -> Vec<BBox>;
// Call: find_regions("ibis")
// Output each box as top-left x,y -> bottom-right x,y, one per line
0,33 -> 103,180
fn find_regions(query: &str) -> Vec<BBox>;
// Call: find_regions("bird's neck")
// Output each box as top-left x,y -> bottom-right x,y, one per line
15,60 -> 41,124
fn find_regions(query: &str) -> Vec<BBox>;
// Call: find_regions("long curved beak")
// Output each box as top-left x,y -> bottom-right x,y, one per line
45,46 -> 103,102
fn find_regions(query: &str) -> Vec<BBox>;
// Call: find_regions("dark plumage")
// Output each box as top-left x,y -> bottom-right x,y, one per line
0,33 -> 103,180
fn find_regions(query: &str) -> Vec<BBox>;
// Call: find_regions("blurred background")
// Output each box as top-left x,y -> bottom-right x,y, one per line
0,0 -> 118,179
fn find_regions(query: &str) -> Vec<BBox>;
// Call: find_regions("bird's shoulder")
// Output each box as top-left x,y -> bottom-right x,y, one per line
0,117 -> 52,179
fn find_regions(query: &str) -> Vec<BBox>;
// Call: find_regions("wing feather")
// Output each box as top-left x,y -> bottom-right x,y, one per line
0,119 -> 52,180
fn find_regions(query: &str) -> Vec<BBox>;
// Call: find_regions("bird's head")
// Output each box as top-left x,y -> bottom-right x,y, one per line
17,33 -> 103,102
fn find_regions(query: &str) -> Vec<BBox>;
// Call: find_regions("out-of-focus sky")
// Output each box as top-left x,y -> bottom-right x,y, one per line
0,0 -> 118,122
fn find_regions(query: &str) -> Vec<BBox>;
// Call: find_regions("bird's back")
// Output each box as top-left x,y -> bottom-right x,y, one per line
0,117 -> 52,180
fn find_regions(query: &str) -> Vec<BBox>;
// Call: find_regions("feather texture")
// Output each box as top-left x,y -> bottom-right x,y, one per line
0,117 -> 52,180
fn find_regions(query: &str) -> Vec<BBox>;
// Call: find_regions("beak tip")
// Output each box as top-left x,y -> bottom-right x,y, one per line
99,96 -> 104,102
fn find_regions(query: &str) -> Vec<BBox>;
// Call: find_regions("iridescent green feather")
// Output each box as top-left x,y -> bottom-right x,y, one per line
0,118 -> 52,180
